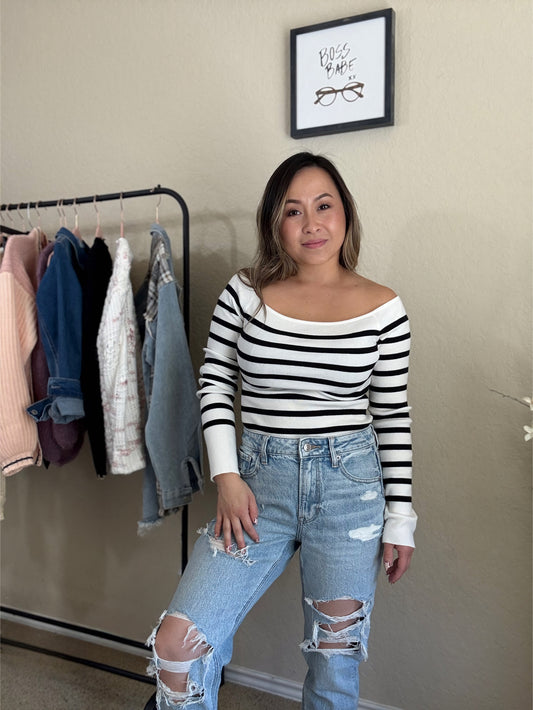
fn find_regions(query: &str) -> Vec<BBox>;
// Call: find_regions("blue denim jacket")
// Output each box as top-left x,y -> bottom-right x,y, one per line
28,228 -> 88,425
136,224 -> 203,530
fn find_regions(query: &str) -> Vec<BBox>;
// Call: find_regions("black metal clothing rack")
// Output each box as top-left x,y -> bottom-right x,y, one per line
1,186 -> 190,341
0,186 -> 193,708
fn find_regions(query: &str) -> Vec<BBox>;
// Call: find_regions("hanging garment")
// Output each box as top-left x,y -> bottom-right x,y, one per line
135,224 -> 202,532
81,237 -> 113,477
28,228 -> 88,425
97,237 -> 145,475
0,228 -> 46,476
31,241 -> 85,466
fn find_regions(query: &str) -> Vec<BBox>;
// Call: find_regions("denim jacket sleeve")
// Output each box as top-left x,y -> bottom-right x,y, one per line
143,278 -> 203,509
28,232 -> 86,424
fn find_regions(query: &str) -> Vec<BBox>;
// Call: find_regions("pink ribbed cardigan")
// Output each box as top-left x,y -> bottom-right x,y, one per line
0,229 -> 47,475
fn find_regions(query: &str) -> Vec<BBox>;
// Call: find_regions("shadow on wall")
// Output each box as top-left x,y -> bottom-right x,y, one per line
0,208 -> 254,632
370,208 -> 531,709
388,208 -> 528,445
189,208 -> 256,365
3,444 -> 147,618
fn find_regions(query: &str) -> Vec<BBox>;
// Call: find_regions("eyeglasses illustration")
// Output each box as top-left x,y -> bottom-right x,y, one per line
314,81 -> 365,106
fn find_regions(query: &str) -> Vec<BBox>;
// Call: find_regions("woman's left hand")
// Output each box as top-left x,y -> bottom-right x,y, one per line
382,543 -> 414,584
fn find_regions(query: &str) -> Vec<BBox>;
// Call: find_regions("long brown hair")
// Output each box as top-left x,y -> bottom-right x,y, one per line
240,152 -> 362,300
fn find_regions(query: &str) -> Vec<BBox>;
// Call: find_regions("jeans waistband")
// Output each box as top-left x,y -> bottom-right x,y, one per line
241,425 -> 376,459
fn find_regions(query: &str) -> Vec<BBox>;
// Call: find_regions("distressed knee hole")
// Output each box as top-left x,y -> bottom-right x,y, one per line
301,597 -> 369,657
147,611 -> 211,704
315,599 -> 363,649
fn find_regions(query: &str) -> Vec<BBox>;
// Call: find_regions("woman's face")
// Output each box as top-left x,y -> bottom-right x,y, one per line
279,166 -> 346,270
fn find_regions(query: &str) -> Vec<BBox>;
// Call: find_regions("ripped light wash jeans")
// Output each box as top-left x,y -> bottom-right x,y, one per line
148,425 -> 385,709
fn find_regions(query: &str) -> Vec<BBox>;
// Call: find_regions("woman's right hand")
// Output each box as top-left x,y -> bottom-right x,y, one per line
214,473 -> 259,551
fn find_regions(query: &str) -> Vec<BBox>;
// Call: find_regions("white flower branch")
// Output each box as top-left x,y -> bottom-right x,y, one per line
490,389 -> 533,442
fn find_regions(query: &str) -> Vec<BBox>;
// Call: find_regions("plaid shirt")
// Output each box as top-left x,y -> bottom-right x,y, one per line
144,238 -> 175,331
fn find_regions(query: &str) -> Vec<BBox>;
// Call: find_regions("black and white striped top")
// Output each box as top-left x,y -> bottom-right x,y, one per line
199,274 -> 417,546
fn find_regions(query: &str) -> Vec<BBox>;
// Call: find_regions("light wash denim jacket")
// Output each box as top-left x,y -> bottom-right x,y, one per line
135,224 -> 203,530
28,228 -> 87,425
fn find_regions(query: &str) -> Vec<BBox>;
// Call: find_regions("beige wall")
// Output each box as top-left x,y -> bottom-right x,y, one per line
1,1 -> 531,708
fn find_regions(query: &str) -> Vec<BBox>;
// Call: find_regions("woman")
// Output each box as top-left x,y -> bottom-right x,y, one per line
148,152 -> 417,709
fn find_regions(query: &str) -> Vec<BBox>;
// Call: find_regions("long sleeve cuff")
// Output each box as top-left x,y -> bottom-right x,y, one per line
27,377 -> 85,424
382,507 -> 418,548
203,423 -> 239,480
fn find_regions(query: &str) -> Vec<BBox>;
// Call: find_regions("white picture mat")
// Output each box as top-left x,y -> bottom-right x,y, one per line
295,17 -> 386,131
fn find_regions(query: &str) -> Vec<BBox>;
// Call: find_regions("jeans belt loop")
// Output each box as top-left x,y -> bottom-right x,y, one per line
328,438 -> 339,467
260,435 -> 269,464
